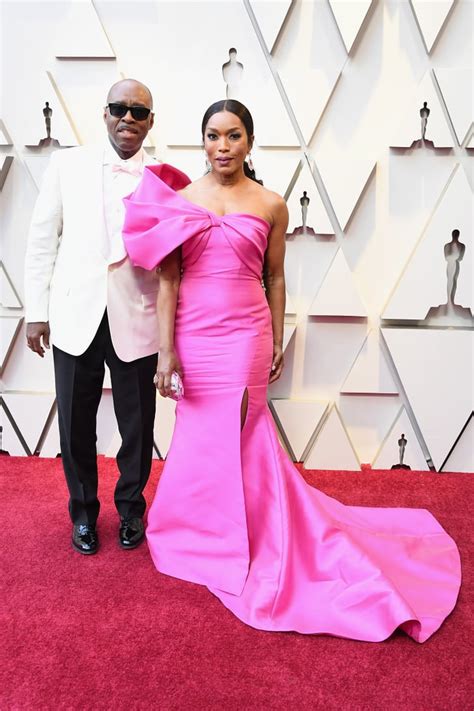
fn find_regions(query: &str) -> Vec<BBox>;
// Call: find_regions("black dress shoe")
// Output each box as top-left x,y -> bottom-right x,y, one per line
119,517 -> 145,549
72,523 -> 98,555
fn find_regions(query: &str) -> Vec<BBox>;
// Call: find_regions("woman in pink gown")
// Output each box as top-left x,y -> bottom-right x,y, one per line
123,100 -> 461,643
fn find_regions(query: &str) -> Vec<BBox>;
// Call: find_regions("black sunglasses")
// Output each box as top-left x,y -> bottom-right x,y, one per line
106,103 -> 152,121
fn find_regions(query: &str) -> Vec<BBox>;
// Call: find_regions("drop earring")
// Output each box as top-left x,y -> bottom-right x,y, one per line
247,153 -> 254,172
204,154 -> 211,172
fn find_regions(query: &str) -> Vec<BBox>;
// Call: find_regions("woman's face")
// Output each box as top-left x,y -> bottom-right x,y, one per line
203,111 -> 252,176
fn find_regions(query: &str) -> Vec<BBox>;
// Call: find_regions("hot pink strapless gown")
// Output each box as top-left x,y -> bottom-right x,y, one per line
123,164 -> 461,643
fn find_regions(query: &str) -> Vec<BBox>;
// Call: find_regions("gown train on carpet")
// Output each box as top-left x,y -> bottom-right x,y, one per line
123,164 -> 461,643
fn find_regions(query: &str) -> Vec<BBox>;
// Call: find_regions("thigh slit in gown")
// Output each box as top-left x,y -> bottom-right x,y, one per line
123,164 -> 461,643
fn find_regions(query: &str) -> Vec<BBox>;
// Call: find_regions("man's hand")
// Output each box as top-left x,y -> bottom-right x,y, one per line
26,322 -> 50,358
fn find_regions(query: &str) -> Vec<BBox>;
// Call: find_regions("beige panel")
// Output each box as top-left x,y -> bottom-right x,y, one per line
248,0 -> 293,53
441,414 -> 474,473
328,0 -> 374,54
0,317 -> 23,373
39,411 -> 61,458
339,394 -> 401,464
383,166 -> 473,321
341,330 -> 399,395
0,262 -> 22,308
434,68 -> 473,145
2,392 -> 55,454
287,161 -> 333,235
304,405 -> 360,471
390,71 -> 453,148
0,405 -> 28,456
373,406 -> 429,471
271,399 -> 328,460
274,0 -> 346,143
54,0 -> 115,58
308,249 -> 367,317
383,328 -> 473,471
410,0 -> 455,52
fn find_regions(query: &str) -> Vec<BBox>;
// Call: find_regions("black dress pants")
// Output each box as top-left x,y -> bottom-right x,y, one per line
53,311 -> 158,525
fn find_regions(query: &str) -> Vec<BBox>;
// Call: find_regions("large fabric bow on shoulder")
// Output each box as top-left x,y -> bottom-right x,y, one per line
123,163 -> 215,270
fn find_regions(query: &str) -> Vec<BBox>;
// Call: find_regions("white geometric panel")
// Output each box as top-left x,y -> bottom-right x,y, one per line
0,321 -> 56,392
271,399 -> 328,460
96,391 -> 118,455
0,262 -> 22,308
410,0 -> 455,53
0,317 -> 23,373
302,321 -> 367,400
339,394 -> 401,465
373,406 -> 429,471
274,0 -> 346,143
328,0 -> 374,54
320,159 -> 376,233
0,406 -> 28,456
153,395 -> 177,459
308,249 -> 367,317
39,411 -> 61,458
282,321 -> 297,352
1,393 -> 56,455
0,119 -> 13,145
387,152 -> 457,277
383,166 -> 473,320
248,0 -> 293,53
390,71 -> 453,148
160,148 -> 205,184
104,427 -> 121,458
382,328 -> 474,471
54,0 -> 115,58
23,156 -> 53,191
285,236 -> 338,315
341,330 -> 398,395
441,413 -> 474,473
434,68 -> 474,145
285,291 -> 297,316
144,2 -> 296,147
304,405 -> 360,471
251,147 -> 300,198
0,156 -> 14,191
19,72 -> 78,147
467,133 -> 474,149
103,365 -> 112,390
287,161 -> 333,235
50,62 -> 121,146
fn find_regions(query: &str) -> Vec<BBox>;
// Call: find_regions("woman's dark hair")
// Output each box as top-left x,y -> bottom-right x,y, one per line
201,99 -> 263,185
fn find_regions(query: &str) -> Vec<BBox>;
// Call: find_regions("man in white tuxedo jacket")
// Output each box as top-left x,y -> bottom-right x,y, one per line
25,79 -> 159,555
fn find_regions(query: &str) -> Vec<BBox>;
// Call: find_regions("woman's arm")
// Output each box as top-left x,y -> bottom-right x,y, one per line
155,248 -> 183,398
263,197 -> 289,383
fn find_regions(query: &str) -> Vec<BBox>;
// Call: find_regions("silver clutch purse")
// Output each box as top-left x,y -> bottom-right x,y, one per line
169,371 -> 184,401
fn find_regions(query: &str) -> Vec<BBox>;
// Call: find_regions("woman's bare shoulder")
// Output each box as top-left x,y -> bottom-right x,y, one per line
252,182 -> 286,208
254,184 -> 288,224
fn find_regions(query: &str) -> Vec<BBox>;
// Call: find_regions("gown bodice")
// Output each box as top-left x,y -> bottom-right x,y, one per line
123,163 -> 271,282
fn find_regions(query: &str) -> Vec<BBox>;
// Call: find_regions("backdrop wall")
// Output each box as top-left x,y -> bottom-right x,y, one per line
1,0 -> 472,472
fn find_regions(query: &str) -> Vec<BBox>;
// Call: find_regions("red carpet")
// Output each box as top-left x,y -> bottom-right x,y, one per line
1,457 -> 472,710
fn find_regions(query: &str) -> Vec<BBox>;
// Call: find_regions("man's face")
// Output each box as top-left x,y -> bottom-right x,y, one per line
103,81 -> 154,159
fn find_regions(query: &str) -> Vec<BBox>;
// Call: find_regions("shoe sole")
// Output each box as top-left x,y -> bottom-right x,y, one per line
72,540 -> 99,555
118,536 -> 145,550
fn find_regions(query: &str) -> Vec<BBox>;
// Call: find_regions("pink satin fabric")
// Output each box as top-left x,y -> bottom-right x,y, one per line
123,164 -> 461,642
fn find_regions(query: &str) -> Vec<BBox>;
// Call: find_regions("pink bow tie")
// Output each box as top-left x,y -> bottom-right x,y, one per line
112,163 -> 142,177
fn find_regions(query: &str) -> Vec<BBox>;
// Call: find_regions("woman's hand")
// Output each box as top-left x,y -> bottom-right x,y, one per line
269,344 -> 284,383
155,349 -> 183,398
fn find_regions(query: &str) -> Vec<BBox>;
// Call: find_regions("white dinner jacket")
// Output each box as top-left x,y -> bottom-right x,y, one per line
24,145 -> 160,362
